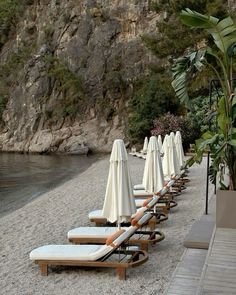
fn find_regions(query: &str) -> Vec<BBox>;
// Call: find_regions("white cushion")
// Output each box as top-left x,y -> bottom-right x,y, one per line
133,190 -> 152,197
88,210 -> 103,220
135,152 -> 145,158
135,196 -> 159,208
68,227 -> 128,239
134,207 -> 147,216
89,201 -> 150,220
112,226 -> 136,246
167,179 -> 175,187
148,196 -> 160,206
135,199 -> 145,207
133,184 -> 145,190
30,244 -> 112,261
137,213 -> 152,225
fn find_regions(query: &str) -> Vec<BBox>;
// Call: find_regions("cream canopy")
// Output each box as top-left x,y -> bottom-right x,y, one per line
168,134 -> 181,178
102,139 -> 136,224
162,134 -> 180,179
142,136 -> 164,193
142,137 -> 149,153
175,131 -> 185,168
157,135 -> 162,152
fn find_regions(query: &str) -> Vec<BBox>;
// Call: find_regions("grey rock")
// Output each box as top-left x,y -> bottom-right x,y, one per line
0,0 -> 159,153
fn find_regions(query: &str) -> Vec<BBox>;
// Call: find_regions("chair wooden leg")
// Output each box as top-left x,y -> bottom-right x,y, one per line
148,216 -> 156,231
163,207 -> 169,215
140,242 -> 148,251
116,268 -> 126,280
39,263 -> 48,276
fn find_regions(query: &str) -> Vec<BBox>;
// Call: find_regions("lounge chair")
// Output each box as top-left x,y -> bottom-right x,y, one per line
88,193 -> 169,227
30,214 -> 150,279
133,179 -> 178,211
68,211 -> 165,251
133,190 -> 177,210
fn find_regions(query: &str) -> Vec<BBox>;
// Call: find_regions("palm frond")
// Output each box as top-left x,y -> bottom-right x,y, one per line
181,9 -> 236,55
171,49 -> 206,109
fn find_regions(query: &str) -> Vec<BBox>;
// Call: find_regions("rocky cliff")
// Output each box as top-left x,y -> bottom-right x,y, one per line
0,0 -> 160,153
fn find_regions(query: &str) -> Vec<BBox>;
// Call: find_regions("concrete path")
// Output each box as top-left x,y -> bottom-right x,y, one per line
165,248 -> 207,295
199,227 -> 236,294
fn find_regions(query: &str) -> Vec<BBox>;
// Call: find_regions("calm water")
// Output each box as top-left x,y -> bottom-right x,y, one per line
0,153 -> 99,217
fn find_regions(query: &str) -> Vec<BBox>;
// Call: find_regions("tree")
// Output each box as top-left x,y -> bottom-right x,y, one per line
172,9 -> 236,190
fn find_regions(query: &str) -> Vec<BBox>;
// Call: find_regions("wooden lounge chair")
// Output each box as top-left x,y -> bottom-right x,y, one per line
88,180 -> 179,228
89,194 -> 168,228
68,212 -> 165,251
133,179 -> 178,212
30,215 -> 150,280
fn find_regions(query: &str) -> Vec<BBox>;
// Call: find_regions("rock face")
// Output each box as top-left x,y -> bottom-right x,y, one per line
0,0 -> 159,153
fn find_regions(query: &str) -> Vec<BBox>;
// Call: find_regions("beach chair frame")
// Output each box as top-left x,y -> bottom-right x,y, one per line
68,228 -> 165,251
34,247 -> 148,280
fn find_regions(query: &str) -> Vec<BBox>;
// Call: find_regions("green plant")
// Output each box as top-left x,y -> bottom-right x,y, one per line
172,9 -> 236,190
43,55 -> 84,118
0,95 -> 8,117
186,94 -> 219,134
129,0 -> 228,144
43,25 -> 54,43
145,0 -> 228,59
0,43 -> 36,120
128,72 -> 180,143
151,112 -> 199,150
0,0 -> 33,48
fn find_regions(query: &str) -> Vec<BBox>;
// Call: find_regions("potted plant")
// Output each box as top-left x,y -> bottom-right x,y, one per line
171,8 -> 236,228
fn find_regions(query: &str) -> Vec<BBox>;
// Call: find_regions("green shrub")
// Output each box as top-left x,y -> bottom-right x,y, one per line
43,55 -> 84,118
0,0 -> 34,48
43,25 -> 54,43
186,94 -> 219,135
130,0 -> 230,145
151,113 -> 199,150
144,1 -> 228,59
0,43 -> 35,78
0,43 -> 35,120
128,71 -> 180,143
0,95 -> 8,118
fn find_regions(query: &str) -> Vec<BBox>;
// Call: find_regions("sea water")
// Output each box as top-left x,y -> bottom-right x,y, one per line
0,153 -> 99,217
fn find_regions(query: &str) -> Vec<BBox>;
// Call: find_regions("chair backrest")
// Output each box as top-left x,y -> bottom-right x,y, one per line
157,179 -> 175,196
135,195 -> 159,215
111,212 -> 153,248
131,212 -> 153,227
146,196 -> 159,208
99,212 -> 153,261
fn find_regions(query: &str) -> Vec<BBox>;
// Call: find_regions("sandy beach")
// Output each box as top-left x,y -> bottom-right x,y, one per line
0,155 -> 213,295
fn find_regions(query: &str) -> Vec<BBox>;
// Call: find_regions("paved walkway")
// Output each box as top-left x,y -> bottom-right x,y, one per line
199,227 -> 236,294
165,248 -> 207,295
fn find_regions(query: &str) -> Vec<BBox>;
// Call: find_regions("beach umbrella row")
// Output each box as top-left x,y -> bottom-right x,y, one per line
142,132 -> 185,193
141,135 -> 163,153
101,131 -> 185,225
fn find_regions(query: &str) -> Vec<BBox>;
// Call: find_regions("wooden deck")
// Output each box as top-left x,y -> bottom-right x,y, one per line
199,227 -> 236,294
165,248 -> 207,295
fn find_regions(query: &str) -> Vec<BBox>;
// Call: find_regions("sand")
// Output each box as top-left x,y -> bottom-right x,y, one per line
0,155 -> 213,295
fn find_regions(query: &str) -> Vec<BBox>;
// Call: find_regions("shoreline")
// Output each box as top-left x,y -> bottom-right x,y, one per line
0,155 -> 213,294
0,153 -> 102,218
